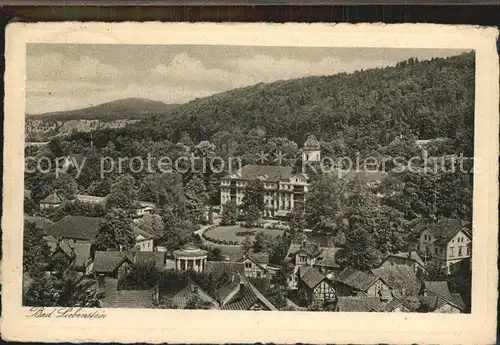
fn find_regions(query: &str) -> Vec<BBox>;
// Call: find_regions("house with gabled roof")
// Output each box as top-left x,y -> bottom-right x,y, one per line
217,274 -> 277,311
91,251 -> 134,280
239,252 -> 269,279
297,266 -> 335,305
46,215 -> 103,244
417,280 -> 465,313
132,227 -> 156,252
418,294 -> 464,313
371,264 -> 421,297
416,218 -> 472,274
169,280 -> 219,309
39,192 -> 64,209
24,215 -> 54,234
379,251 -> 425,274
284,240 -> 342,288
334,267 -> 391,298
98,277 -> 156,309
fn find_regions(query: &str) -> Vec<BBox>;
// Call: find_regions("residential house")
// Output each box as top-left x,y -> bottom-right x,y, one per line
24,215 -> 54,234
334,267 -> 391,298
416,218 -> 472,274
297,266 -> 335,305
91,251 -> 133,280
133,201 -> 156,218
418,280 -> 465,313
98,278 -> 156,309
49,241 -> 94,275
133,228 -> 156,252
220,164 -> 310,218
384,297 -> 417,312
45,215 -> 103,244
371,264 -> 421,297
284,241 -> 342,289
39,192 -> 64,209
239,252 -> 269,279
379,251 -> 425,274
168,280 -> 219,309
418,294 -> 465,313
335,297 -> 385,312
217,274 -> 277,311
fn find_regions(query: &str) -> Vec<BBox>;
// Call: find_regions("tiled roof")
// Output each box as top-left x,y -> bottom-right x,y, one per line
46,216 -> 102,241
426,218 -> 471,245
219,275 -> 277,311
170,281 -> 218,309
335,267 -> 380,292
423,281 -> 452,301
24,216 -> 54,233
249,251 -> 270,265
113,290 -> 154,308
387,251 -> 425,268
418,294 -> 463,312
40,192 -> 64,204
57,241 -> 74,258
336,297 -> 384,312
286,241 -> 322,260
371,265 -> 420,296
299,266 -> 326,289
224,165 -> 294,181
93,251 -> 131,273
205,261 -> 245,276
135,251 -> 165,268
132,227 -> 155,239
217,276 -> 241,302
72,243 -> 93,270
451,293 -> 466,311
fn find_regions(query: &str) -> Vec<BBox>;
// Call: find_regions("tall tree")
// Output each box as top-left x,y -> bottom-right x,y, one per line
221,201 -> 238,226
95,208 -> 135,251
241,179 -> 265,226
23,221 -> 51,275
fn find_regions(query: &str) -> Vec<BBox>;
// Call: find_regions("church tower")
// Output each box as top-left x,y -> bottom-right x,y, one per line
302,134 -> 321,163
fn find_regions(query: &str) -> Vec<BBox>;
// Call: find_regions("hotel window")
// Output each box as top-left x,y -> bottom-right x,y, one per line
245,262 -> 252,269
467,246 -> 471,255
434,248 -> 438,255
458,247 -> 463,256
450,247 -> 455,257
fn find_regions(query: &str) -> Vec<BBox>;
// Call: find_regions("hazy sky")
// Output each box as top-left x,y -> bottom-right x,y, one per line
26,44 -> 470,114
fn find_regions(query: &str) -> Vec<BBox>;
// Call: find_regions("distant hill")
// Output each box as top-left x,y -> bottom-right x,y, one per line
27,98 -> 178,122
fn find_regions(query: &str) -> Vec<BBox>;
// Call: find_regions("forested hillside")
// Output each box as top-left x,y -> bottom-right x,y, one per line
135,51 -> 474,157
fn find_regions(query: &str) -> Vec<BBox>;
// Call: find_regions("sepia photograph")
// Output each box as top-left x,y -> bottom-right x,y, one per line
2,23 -> 498,344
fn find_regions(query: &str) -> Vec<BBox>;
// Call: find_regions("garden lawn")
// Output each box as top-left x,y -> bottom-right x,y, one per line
204,225 -> 284,244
